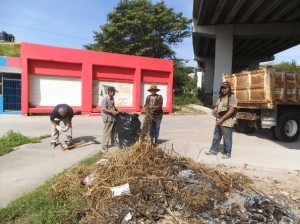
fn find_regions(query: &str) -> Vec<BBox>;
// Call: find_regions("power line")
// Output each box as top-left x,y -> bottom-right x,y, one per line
0,21 -> 91,41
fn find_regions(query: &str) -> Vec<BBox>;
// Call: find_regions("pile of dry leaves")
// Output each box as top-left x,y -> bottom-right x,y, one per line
48,143 -> 299,223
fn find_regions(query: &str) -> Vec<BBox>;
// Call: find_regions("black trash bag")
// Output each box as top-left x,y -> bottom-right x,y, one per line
116,112 -> 141,149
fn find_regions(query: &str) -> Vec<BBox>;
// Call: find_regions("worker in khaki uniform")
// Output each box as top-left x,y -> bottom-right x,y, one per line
50,104 -> 73,148
101,86 -> 120,152
205,81 -> 237,158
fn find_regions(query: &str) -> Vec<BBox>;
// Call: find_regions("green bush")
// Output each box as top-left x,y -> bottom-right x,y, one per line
173,95 -> 203,106
0,43 -> 20,57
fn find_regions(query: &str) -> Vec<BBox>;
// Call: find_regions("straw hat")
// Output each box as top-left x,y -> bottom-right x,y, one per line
147,85 -> 160,92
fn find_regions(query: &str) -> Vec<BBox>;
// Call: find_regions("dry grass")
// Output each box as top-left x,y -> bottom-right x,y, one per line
48,143 -> 249,223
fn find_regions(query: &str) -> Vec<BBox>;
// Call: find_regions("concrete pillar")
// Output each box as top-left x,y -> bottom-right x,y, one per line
204,59 -> 214,94
213,25 -> 233,104
196,71 -> 203,89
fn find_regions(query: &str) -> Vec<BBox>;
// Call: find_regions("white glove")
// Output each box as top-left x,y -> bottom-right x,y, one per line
62,126 -> 69,132
56,125 -> 62,131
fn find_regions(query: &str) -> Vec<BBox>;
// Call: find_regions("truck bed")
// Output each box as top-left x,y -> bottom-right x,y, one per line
223,68 -> 300,109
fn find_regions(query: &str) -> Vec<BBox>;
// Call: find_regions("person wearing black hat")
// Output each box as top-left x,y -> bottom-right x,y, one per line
101,86 -> 120,152
205,81 -> 237,158
144,85 -> 163,146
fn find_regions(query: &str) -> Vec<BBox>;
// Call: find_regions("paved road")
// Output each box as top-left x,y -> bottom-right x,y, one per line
0,107 -> 299,208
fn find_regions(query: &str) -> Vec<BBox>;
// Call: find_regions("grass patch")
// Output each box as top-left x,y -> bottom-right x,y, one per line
0,182 -> 82,224
0,130 -> 50,156
0,153 -> 101,224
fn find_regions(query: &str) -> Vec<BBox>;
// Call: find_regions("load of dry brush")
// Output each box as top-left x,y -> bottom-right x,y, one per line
48,143 -> 299,224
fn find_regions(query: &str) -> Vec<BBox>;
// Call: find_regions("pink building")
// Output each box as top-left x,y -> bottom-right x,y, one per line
0,43 -> 173,115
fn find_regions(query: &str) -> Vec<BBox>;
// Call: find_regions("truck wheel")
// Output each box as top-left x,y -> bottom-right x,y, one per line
235,119 -> 256,134
274,113 -> 300,142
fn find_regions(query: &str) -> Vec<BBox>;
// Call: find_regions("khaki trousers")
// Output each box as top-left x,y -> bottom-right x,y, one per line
102,121 -> 117,151
51,118 -> 72,143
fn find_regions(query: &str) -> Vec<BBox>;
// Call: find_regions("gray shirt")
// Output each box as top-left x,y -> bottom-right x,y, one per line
101,95 -> 117,122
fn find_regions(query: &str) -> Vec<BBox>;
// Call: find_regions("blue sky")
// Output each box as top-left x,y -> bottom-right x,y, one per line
0,0 -> 299,67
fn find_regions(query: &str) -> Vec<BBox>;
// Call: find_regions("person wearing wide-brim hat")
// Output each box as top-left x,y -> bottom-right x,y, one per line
147,85 -> 160,92
144,85 -> 163,146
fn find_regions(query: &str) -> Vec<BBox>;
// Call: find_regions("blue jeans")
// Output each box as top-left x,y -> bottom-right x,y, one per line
150,119 -> 161,138
210,125 -> 232,156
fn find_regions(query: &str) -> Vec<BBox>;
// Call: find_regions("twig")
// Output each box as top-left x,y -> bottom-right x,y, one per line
124,200 -> 156,223
162,205 -> 180,224
90,207 -> 105,219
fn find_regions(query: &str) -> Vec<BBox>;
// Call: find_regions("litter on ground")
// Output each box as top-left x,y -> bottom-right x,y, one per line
48,143 -> 300,223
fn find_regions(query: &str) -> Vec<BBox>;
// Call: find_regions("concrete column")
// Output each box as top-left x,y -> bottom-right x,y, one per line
213,25 -> 233,104
204,59 -> 214,94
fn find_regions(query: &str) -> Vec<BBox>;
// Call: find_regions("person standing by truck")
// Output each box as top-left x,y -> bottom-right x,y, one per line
205,81 -> 237,159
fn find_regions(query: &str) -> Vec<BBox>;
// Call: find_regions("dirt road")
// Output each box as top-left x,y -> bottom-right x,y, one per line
0,111 -> 299,208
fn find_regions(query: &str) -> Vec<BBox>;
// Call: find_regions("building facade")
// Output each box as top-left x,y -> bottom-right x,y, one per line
0,43 -> 173,115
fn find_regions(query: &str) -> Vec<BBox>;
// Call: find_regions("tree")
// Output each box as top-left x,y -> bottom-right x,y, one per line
272,59 -> 300,72
84,0 -> 191,59
173,60 -> 196,96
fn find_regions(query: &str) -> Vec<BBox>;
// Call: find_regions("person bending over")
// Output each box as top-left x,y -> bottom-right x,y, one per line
50,104 -> 73,148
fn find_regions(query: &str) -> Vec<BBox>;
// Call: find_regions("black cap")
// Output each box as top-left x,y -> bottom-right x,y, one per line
107,86 -> 118,92
220,81 -> 231,88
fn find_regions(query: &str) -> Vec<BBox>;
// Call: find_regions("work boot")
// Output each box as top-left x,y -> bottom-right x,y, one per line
205,150 -> 217,155
154,137 -> 158,147
221,154 -> 231,159
110,141 -> 119,147
50,141 -> 57,148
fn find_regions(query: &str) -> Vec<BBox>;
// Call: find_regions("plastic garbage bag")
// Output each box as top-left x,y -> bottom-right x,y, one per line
116,112 -> 141,149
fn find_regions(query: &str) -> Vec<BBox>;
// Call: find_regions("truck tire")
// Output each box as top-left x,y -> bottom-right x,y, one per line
235,119 -> 256,134
273,113 -> 300,142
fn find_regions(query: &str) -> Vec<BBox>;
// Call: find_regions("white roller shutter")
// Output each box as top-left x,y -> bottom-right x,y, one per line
29,75 -> 81,106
